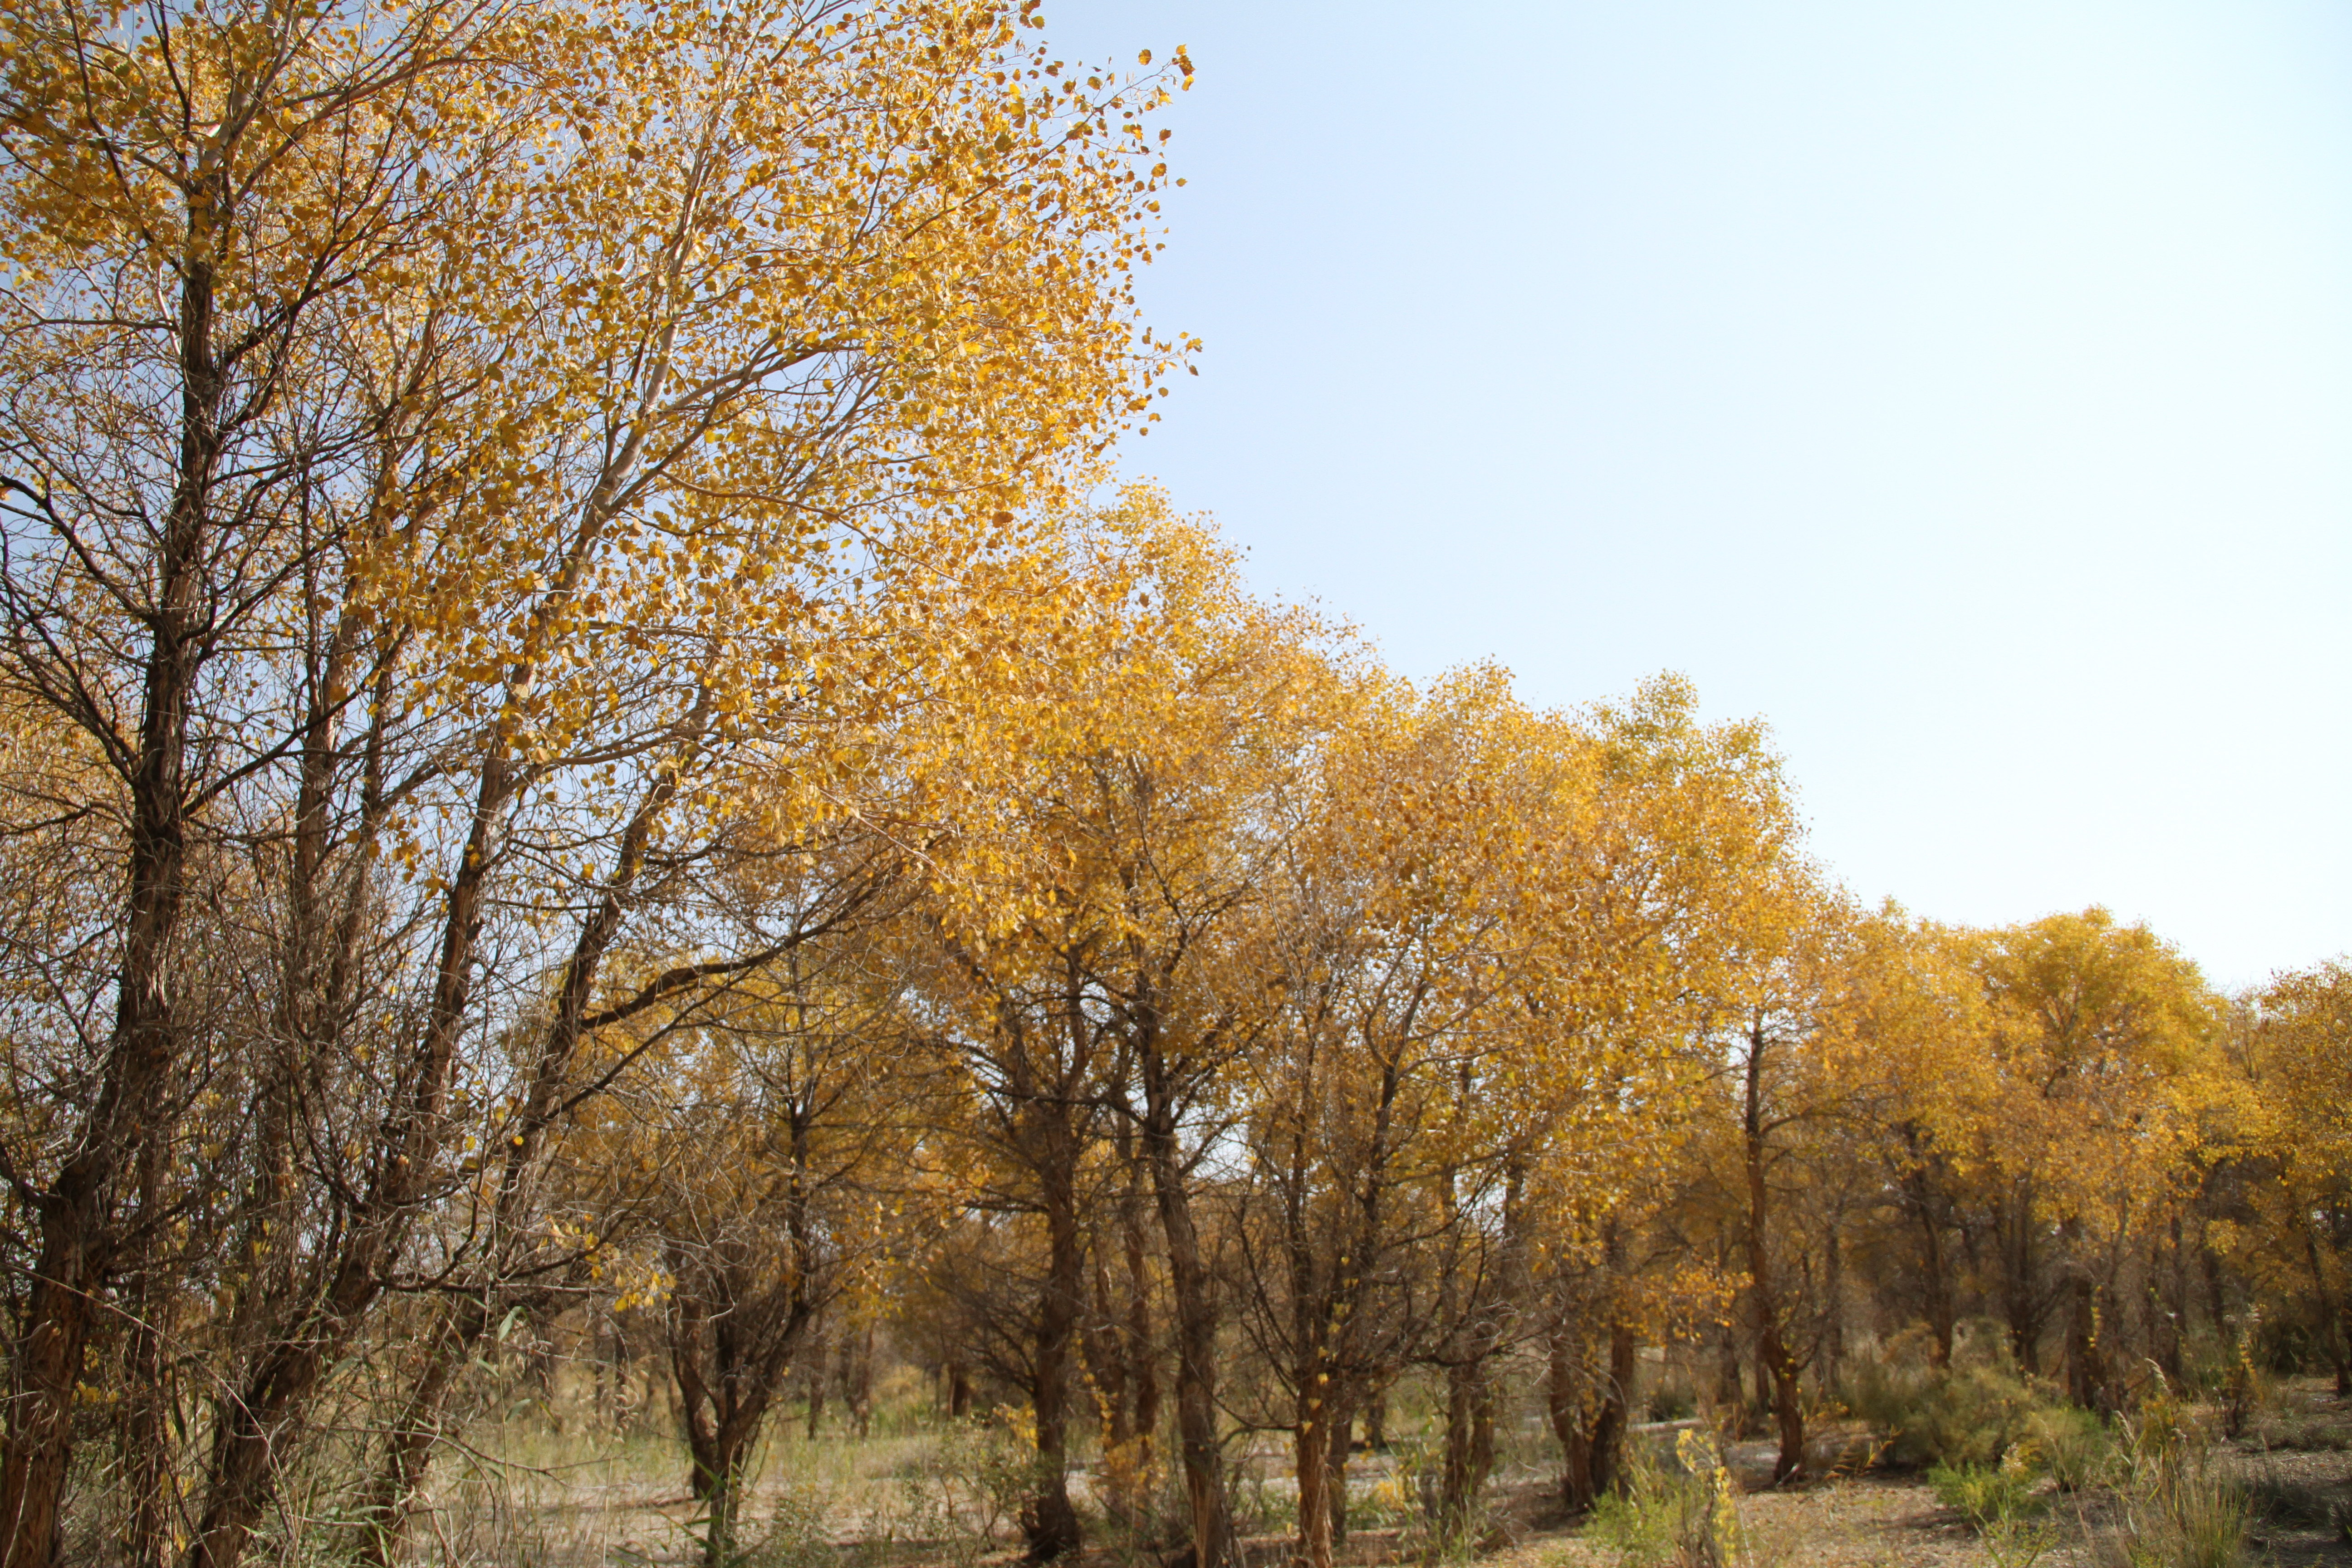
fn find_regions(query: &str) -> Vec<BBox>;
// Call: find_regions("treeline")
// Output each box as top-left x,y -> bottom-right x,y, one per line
0,1 -> 2345,1567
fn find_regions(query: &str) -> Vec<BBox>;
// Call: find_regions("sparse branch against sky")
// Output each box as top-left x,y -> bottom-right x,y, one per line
1059,0 -> 2352,989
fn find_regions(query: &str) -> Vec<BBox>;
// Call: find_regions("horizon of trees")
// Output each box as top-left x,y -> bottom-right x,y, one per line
1,1 -> 2346,1566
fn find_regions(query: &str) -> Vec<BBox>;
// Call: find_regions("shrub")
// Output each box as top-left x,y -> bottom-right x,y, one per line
2023,1405 -> 2116,1492
1849,1341 -> 2048,1470
1588,1430 -> 1742,1568
2092,1406 -> 2253,1568
884,1416 -> 1034,1553
1928,1456 -> 2042,1532
2220,1318 -> 2274,1441
737,1484 -> 840,1568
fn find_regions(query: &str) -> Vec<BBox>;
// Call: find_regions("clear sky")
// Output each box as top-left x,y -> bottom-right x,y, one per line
1047,1 -> 2352,991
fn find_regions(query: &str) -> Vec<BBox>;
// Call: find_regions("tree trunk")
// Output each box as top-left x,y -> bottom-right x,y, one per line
1821,1221 -> 1846,1394
0,187 -> 225,1568
1897,1137 -> 1955,1369
2161,1214 -> 2190,1384
179,683 -> 530,1568
122,1135 -> 175,1568
1294,1406 -> 1338,1568
356,1302 -> 477,1567
683,1406 -> 766,1568
2300,1220 -> 2350,1397
1139,1055 -> 1230,1568
1995,1188 -> 2043,1375
1596,1318 -> 1637,1496
2340,1297 -> 2352,1401
847,1322 -> 875,1440
805,1329 -> 828,1438
2063,1235 -> 2109,1414
1122,1152 -> 1161,1482
1550,1315 -> 1597,1509
1083,1234 -> 1139,1526
1439,1356 -> 1495,1529
1742,1017 -> 1805,1485
1324,1378 -> 1358,1548
1715,1320 -> 1748,1431
1024,1158 -> 1084,1561
1916,1196 -> 1955,1367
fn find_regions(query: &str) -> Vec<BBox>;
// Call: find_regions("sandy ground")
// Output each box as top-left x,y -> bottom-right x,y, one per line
431,1384 -> 2352,1566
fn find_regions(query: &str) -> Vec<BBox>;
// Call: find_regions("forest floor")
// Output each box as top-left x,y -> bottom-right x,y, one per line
440,1380 -> 2352,1567
1487,1382 -> 2352,1568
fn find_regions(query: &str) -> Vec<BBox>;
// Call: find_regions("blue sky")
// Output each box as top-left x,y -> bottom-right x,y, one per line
1051,1 -> 2352,990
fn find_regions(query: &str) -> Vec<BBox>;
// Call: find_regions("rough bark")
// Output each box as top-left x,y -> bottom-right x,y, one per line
1323,1379 -> 1358,1548
1294,1403 -> 1338,1568
1901,1156 -> 1956,1368
1439,1355 -> 1497,1530
1993,1187 -> 2044,1375
1553,1294 -> 1637,1510
1743,1016 -> 1806,1485
1138,1048 -> 1230,1568
0,188 -> 221,1568
1022,1152 -> 1085,1561
2063,1260 -> 2110,1415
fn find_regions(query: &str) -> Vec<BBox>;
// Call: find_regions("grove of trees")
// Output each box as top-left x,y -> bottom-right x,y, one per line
0,0 -> 2345,1566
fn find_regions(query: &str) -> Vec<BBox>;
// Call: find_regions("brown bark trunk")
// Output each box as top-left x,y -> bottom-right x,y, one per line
669,1237 -> 813,1568
122,1133 -> 174,1568
1294,1408 -> 1337,1568
1743,1016 -> 1805,1485
2063,1232 -> 2108,1414
2340,1298 -> 2352,1401
1913,1183 -> 1955,1368
1551,1279 -> 1636,1512
1087,1151 -> 1161,1533
1995,1188 -> 2043,1375
180,703 -> 519,1568
2161,1213 -> 2190,1383
1122,1152 -> 1161,1471
804,1342 -> 828,1439
0,189 -> 223,1568
1439,1356 -> 1496,1529
1550,1316 -> 1596,1508
1024,1156 -> 1084,1561
1138,1053 -> 1230,1568
847,1322 -> 875,1440
1715,1319 -> 1748,1430
681,1380 -> 768,1568
1324,1378 -> 1358,1548
355,1300 -> 475,1567
1821,1221 -> 1845,1393
353,751 -> 703,1563
1083,1236 -> 1137,1521
2200,1239 -> 2227,1345
1596,1317 -> 1637,1495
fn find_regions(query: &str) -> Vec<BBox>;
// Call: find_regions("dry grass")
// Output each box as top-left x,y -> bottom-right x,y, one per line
385,1380 -> 2352,1568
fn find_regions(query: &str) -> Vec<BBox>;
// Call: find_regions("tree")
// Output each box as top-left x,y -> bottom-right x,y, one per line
915,496 -> 1331,1563
2237,963 -> 2352,1393
1515,676 -> 1789,1504
647,905 -> 938,1567
0,0 -> 1184,1556
1969,910 -> 2222,1404
1231,672 -> 1520,1568
1825,909 -> 1998,1370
